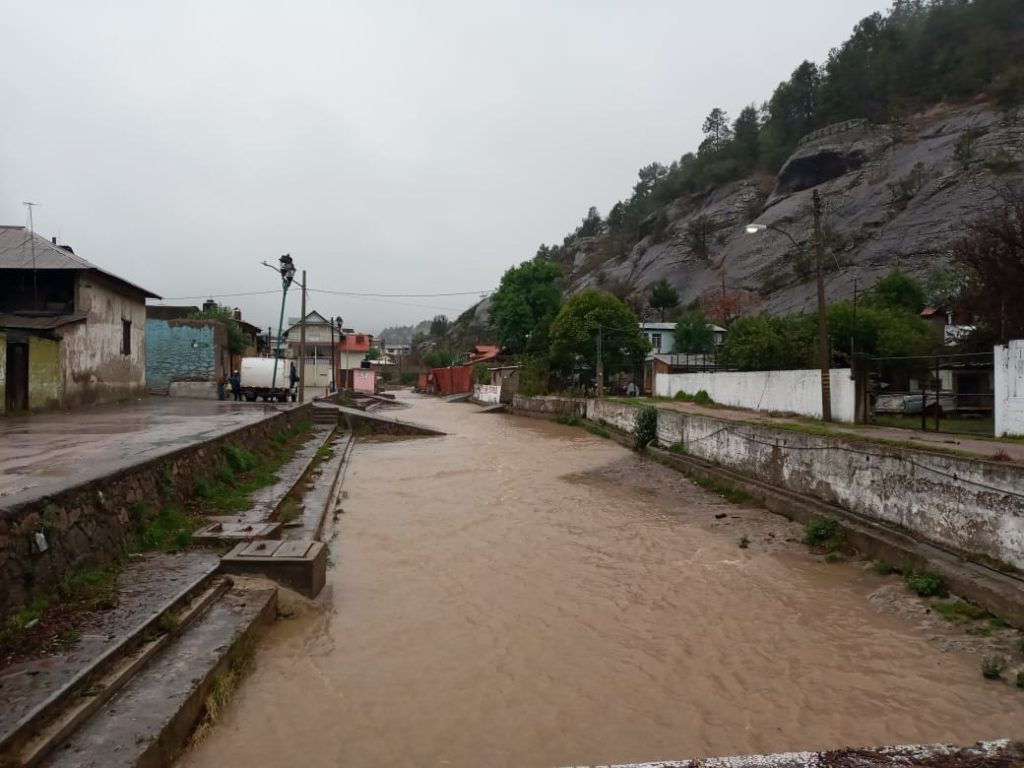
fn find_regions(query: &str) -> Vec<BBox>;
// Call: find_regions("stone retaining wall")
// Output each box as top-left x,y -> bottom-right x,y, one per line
515,396 -> 1024,570
510,395 -> 587,419
0,404 -> 313,619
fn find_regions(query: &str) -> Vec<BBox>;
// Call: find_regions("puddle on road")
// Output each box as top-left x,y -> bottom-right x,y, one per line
182,395 -> 1022,768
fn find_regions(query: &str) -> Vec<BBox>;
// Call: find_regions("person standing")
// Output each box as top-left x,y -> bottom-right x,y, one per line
229,369 -> 241,401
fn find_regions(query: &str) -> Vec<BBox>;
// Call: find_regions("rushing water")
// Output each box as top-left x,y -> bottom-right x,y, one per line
182,394 -> 1021,768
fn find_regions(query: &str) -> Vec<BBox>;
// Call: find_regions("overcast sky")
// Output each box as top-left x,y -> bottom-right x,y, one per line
1,1 -> 886,333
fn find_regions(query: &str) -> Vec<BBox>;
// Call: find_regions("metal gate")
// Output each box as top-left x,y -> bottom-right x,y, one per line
869,352 -> 995,436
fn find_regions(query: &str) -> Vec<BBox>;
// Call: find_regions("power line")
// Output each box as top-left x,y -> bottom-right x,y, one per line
157,288 -> 488,301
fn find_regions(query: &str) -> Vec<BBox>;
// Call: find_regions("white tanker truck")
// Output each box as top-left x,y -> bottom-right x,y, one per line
238,357 -> 297,402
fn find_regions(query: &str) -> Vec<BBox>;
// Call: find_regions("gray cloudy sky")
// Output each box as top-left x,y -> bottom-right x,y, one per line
1,1 -> 885,333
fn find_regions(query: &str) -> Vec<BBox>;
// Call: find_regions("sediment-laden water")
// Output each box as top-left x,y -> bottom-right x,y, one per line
182,393 -> 1021,768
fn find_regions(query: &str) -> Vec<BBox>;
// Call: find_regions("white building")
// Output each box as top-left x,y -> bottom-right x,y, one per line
640,321 -> 726,356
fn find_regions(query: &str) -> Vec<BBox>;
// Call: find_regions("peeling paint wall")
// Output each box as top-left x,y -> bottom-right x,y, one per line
995,340 -> 1024,437
63,273 -> 148,408
27,337 -> 62,410
598,398 -> 1024,569
145,319 -> 226,395
513,395 -> 1024,570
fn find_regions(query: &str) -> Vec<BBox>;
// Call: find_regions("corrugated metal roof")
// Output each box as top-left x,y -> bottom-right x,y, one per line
146,305 -> 201,321
0,312 -> 87,331
0,226 -> 160,298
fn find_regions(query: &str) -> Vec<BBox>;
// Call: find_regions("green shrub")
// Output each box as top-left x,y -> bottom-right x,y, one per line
693,390 -> 714,406
803,517 -> 839,547
634,405 -> 657,451
223,444 -> 257,474
738,536 -> 750,549
584,425 -> 610,439
673,390 -> 715,406
981,655 -> 1006,680
904,570 -> 949,598
554,415 -> 580,427
1017,671 -> 1024,689
1016,635 -> 1024,655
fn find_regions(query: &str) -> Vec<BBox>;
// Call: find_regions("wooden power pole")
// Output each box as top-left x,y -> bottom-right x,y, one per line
299,269 -> 307,404
812,190 -> 832,422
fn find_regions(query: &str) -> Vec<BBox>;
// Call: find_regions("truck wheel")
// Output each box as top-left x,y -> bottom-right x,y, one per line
246,394 -> 257,402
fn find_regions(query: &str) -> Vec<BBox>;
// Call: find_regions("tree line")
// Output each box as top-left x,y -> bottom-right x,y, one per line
536,0 -> 1024,262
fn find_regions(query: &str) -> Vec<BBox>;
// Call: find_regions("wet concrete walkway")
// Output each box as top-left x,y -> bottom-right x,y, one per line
0,398 -> 302,508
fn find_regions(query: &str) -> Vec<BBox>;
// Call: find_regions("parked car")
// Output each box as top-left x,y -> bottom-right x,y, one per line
873,392 -> 957,416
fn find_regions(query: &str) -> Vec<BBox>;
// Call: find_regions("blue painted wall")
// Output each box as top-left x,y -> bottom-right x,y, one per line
145,319 -> 217,393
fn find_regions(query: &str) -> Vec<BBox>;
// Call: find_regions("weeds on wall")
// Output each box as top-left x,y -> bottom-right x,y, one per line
634,406 -> 657,451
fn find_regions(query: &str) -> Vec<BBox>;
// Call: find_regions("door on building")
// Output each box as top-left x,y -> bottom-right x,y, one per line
5,342 -> 29,411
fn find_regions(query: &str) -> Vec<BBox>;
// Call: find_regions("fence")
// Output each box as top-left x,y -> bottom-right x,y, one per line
870,352 -> 995,436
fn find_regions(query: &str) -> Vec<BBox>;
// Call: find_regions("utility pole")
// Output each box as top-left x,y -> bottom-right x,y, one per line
23,201 -> 40,307
812,189 -> 832,422
595,327 -> 604,399
299,269 -> 307,404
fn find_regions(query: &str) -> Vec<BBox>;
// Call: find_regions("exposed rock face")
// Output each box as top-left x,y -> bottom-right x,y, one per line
563,104 -> 1024,318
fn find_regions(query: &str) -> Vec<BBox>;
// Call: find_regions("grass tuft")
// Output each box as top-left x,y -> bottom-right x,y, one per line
981,655 -> 1006,680
904,570 -> 949,598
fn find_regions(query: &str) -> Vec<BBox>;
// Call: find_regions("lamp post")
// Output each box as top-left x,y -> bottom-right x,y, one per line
269,254 -> 296,391
745,194 -> 833,422
330,316 -> 343,394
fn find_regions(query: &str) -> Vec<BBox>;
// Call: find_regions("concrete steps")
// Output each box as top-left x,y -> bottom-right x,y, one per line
0,553 -> 223,766
43,585 -> 276,768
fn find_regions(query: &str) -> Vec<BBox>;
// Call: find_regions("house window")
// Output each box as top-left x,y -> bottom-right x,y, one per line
652,333 -> 662,352
122,320 -> 131,355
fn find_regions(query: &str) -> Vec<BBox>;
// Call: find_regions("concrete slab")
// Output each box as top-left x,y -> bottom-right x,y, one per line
285,433 -> 352,540
45,586 -> 276,768
221,539 -> 326,598
0,552 -> 219,755
190,521 -> 281,546
0,398 -> 304,509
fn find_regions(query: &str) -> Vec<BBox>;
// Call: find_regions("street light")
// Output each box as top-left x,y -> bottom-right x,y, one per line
746,190 -> 833,421
270,253 -> 296,392
330,316 -> 343,394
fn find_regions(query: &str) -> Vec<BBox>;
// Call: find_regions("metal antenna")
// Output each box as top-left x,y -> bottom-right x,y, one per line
23,201 -> 41,307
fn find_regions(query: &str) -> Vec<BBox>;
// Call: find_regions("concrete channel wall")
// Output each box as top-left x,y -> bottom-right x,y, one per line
512,395 -> 1024,570
0,404 -> 314,619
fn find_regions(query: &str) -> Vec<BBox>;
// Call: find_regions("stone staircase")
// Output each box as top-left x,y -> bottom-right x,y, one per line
0,553 -> 276,767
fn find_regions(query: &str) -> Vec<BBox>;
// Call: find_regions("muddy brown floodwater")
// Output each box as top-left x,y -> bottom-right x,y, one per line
182,393 -> 1022,768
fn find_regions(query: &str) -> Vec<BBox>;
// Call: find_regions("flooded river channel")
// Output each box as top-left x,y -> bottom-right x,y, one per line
183,393 -> 1021,768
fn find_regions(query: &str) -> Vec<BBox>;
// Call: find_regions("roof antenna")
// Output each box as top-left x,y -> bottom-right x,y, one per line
23,201 -> 41,308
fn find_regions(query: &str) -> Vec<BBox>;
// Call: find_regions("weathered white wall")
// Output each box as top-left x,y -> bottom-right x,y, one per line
582,398 -> 1024,569
168,381 -> 218,399
64,274 -> 147,408
655,368 -> 856,422
473,384 -> 501,404
995,340 -> 1024,437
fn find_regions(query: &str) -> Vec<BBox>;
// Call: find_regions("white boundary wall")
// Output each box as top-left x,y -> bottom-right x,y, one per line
995,340 -> 1024,437
473,384 -> 501,404
655,368 -> 855,422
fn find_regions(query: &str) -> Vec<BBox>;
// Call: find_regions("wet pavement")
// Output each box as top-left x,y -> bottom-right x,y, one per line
0,398 -> 301,508
182,393 -> 1022,768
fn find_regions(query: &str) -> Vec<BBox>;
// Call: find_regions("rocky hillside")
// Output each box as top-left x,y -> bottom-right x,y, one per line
567,103 -> 1023,317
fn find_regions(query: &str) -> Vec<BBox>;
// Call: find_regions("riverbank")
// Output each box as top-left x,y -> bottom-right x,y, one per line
181,392 -> 1021,768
